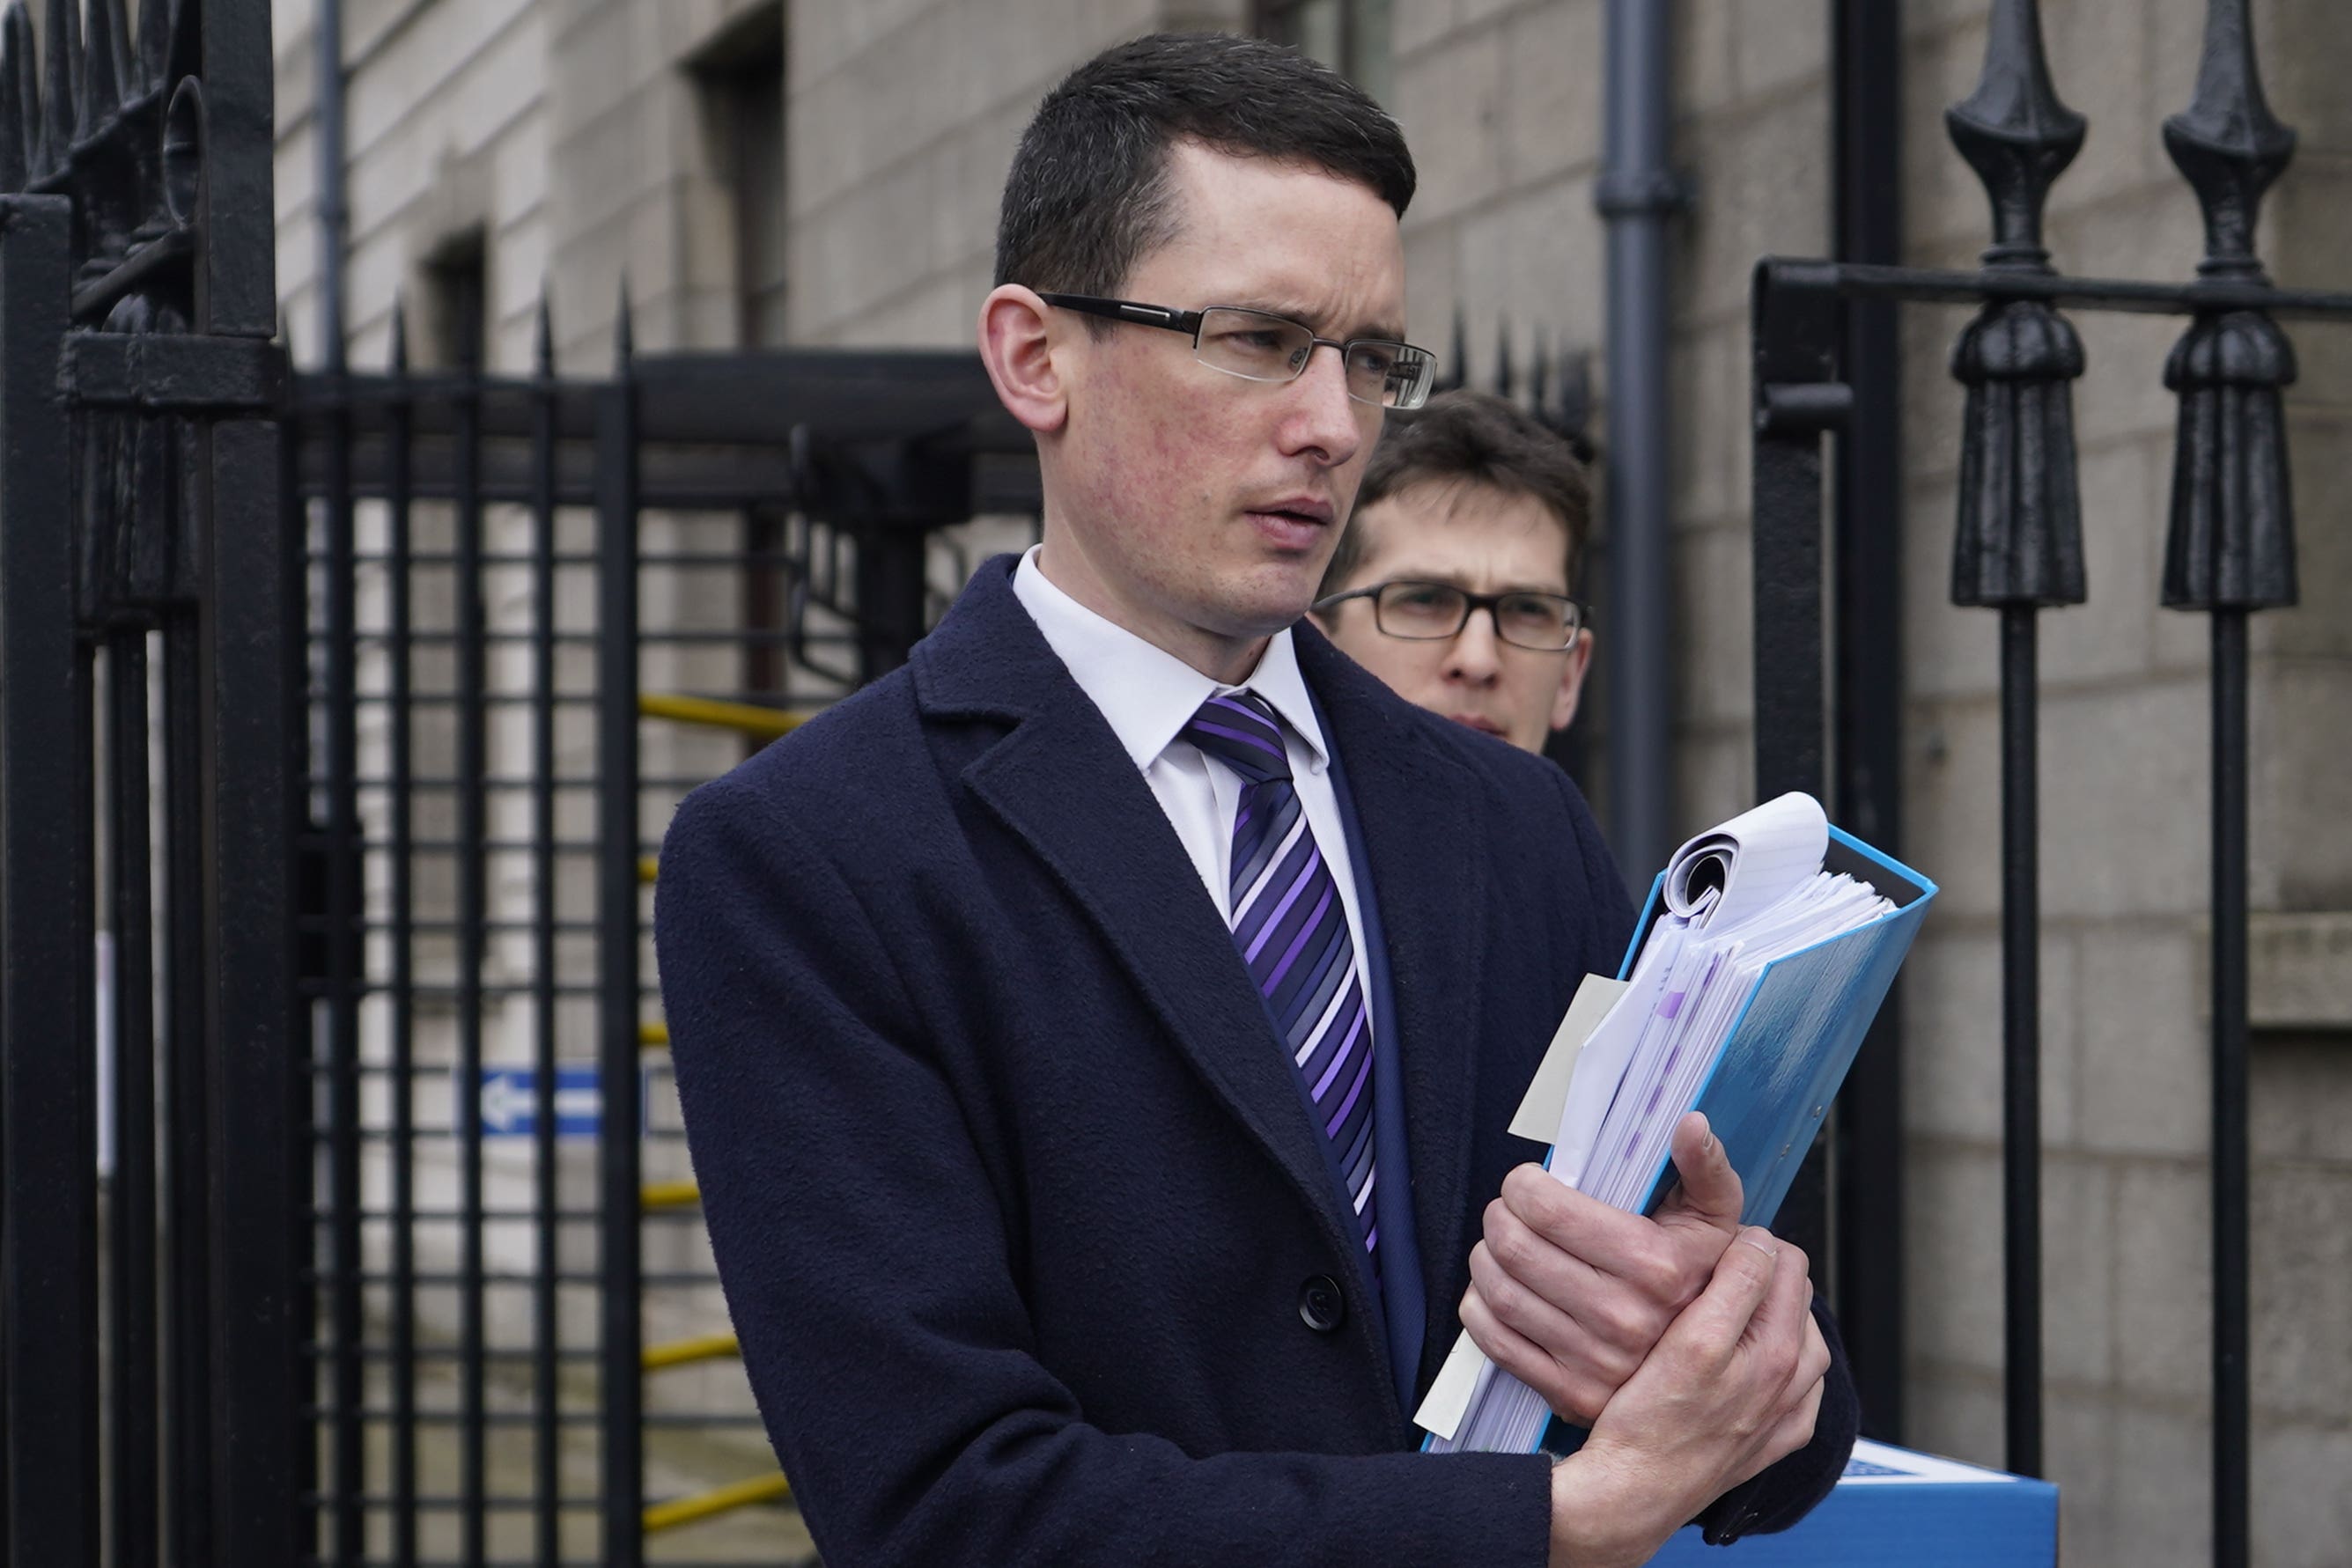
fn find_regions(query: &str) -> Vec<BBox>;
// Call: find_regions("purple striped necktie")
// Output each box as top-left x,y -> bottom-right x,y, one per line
1180,691 -> 1379,1274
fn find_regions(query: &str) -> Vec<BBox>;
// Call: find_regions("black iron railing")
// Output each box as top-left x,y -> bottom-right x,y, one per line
286,297 -> 1045,1566
0,1 -> 295,1565
1751,3 -> 2334,1563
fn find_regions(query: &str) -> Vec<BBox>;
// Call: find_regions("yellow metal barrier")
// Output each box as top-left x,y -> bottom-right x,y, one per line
640,1180 -> 701,1211
636,690 -> 804,1540
642,1331 -> 741,1372
638,691 -> 809,740
642,1470 -> 792,1534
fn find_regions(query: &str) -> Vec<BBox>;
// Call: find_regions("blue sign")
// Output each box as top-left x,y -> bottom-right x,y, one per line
1649,1440 -> 2057,1566
477,1066 -> 606,1138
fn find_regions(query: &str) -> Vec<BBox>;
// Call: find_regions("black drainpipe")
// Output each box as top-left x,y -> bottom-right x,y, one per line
1594,0 -> 1679,887
1832,0 -> 1906,1441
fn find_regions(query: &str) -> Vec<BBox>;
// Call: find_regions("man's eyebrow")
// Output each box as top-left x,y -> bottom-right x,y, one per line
1380,570 -> 1568,595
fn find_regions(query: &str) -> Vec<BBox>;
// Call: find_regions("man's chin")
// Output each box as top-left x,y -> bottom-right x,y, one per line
1205,577 -> 1322,637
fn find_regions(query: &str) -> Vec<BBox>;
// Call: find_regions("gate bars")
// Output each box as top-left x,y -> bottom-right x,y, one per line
1750,2 -> 2336,1563
288,298 -> 1048,1565
0,0 -> 295,1566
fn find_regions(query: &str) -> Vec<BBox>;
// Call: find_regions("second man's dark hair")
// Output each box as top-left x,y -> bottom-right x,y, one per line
1320,390 -> 1596,598
995,32 -> 1416,305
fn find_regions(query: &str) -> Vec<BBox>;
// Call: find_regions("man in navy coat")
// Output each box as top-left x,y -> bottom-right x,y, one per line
657,33 -> 1855,1567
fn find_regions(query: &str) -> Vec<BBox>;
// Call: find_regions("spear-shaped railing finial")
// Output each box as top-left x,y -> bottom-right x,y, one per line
163,0 -> 196,87
135,0 -> 167,97
39,0 -> 77,176
388,291 -> 409,375
2165,0 -> 2295,281
1947,0 -> 2085,263
81,0 -> 127,129
0,4 -> 33,193
534,288 -> 554,379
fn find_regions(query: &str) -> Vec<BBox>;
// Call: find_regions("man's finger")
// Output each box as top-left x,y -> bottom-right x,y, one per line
1660,1112 -> 1744,1233
1498,1164 -> 1664,1281
1461,1274 -> 1608,1422
1792,1311 -> 1832,1396
1742,1237 -> 1813,1366
1466,1238 -> 1589,1358
1664,1226 -> 1780,1360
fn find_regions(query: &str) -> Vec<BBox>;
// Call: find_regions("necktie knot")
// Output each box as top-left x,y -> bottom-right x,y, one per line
1182,691 -> 1292,784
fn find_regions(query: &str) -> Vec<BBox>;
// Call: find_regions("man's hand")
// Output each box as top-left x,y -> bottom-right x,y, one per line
1459,1112 -> 1746,1424
1545,1228 -> 1832,1568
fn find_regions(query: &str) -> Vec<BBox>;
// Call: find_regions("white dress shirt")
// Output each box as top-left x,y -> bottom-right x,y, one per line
1009,546 -> 1374,1000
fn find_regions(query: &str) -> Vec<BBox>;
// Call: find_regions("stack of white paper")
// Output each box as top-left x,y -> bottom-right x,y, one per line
1420,793 -> 1896,1455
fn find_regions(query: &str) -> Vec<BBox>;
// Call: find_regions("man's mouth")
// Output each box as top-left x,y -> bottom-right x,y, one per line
1449,713 -> 1508,737
1248,497 -> 1334,527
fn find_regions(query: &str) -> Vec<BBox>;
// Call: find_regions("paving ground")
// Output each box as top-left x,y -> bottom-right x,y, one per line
304,1348 -> 823,1564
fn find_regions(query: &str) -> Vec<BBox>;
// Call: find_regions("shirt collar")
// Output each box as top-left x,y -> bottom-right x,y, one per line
1009,544 -> 1331,775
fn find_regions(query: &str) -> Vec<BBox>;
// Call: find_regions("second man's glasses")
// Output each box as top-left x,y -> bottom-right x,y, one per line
1312,580 -> 1586,651
1038,293 -> 1438,409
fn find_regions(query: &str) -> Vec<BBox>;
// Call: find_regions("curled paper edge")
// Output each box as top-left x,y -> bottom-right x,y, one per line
1662,791 -> 1828,931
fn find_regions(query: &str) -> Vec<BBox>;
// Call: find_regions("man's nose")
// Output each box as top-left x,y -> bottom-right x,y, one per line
1276,343 -> 1364,465
1444,606 -> 1505,682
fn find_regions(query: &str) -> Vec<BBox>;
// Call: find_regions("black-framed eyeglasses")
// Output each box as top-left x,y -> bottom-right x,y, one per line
1311,579 -> 1586,651
1037,292 -> 1437,410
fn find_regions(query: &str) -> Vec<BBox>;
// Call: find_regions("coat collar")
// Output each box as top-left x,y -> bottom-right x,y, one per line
912,559 -> 1368,1274
1006,545 -> 1332,777
913,557 -> 1491,1343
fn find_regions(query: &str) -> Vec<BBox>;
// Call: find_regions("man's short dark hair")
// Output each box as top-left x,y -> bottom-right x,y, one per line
995,33 -> 1416,303
1320,390 -> 1596,597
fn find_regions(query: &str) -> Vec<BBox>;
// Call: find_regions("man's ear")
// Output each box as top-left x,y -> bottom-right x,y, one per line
1552,628 -> 1595,733
978,285 -> 1068,435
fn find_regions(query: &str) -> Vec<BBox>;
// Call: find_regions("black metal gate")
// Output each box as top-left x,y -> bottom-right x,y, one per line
1751,4 -> 2342,1564
285,306 -> 1042,1565
0,0 -> 294,1565
0,0 -> 1050,1559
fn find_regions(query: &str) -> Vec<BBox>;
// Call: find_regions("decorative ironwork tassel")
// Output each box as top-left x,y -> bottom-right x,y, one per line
1950,303 -> 2086,605
1945,0 -> 2089,609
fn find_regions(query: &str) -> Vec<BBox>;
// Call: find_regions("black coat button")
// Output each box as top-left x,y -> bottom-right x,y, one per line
1297,1274 -> 1346,1333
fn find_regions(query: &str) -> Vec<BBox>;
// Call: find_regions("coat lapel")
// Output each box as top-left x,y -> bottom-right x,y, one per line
1295,629 -> 1491,1348
911,563 -> 1370,1269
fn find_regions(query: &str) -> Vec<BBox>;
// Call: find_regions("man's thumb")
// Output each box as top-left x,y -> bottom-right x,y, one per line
1665,1111 -> 1745,1231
